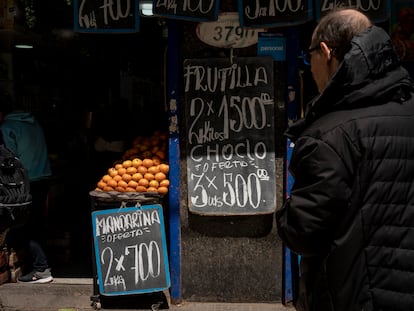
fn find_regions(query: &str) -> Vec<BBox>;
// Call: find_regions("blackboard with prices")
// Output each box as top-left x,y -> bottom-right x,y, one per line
91,204 -> 170,296
184,57 -> 277,216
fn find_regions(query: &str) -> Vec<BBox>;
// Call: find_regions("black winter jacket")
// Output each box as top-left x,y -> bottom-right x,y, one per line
276,26 -> 414,311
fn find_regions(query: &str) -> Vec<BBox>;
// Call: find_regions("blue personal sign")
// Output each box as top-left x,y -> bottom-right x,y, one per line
257,33 -> 286,61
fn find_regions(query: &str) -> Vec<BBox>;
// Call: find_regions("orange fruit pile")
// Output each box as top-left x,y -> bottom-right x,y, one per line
122,131 -> 168,162
95,158 -> 170,195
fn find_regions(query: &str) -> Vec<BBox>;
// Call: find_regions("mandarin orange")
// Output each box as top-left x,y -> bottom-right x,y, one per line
142,158 -> 153,168
126,166 -> 137,174
137,166 -> 147,174
107,179 -> 118,188
118,167 -> 127,175
159,164 -> 169,174
149,180 -> 159,188
152,157 -> 161,166
138,178 -> 149,187
144,173 -> 155,181
132,158 -> 142,168
147,165 -> 160,175
128,180 -> 138,188
102,174 -> 112,183
118,180 -> 128,188
159,179 -> 170,187
154,172 -> 166,182
108,167 -> 118,177
136,185 -> 147,192
97,180 -> 106,189
132,173 -> 143,182
122,174 -> 132,182
122,160 -> 132,168
157,186 -> 169,194
113,175 -> 122,182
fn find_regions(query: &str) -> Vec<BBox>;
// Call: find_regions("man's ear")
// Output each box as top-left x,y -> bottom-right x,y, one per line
320,42 -> 333,61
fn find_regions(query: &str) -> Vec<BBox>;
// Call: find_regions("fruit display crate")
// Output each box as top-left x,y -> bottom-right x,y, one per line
89,190 -> 164,211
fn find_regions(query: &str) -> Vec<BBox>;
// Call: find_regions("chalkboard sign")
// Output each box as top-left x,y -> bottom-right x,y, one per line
91,205 -> 170,295
153,0 -> 220,21
184,57 -> 276,216
74,0 -> 140,33
238,0 -> 313,28
315,0 -> 390,23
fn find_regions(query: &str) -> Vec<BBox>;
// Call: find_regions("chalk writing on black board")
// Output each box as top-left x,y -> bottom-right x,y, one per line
184,57 -> 276,216
316,0 -> 388,22
74,0 -> 139,33
153,0 -> 220,21
238,0 -> 313,27
92,205 -> 170,295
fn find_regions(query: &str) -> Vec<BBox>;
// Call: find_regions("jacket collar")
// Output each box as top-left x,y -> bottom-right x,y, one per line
286,26 -> 413,141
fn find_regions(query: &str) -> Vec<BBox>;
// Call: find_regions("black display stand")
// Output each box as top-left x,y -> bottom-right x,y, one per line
89,190 -> 169,310
0,202 -> 31,233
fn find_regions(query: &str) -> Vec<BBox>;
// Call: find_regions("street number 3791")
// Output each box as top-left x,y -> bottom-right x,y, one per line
196,12 -> 265,49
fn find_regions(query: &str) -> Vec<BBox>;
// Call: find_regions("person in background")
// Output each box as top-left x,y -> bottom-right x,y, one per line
276,8 -> 414,311
392,7 -> 414,63
0,93 -> 53,283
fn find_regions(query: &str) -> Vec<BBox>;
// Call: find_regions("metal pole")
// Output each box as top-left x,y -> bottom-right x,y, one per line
166,19 -> 182,303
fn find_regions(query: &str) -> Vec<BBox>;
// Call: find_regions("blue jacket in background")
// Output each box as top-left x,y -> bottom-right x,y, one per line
0,111 -> 51,182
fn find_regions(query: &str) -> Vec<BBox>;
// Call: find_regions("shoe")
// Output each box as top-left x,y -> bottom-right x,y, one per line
18,268 -> 53,284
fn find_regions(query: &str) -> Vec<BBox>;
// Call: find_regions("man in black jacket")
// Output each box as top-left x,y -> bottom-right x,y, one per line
276,8 -> 414,311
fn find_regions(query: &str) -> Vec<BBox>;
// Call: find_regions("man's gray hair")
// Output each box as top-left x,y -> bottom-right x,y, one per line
312,8 -> 373,61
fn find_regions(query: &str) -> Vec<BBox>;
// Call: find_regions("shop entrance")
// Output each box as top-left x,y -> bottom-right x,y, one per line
1,17 -> 168,278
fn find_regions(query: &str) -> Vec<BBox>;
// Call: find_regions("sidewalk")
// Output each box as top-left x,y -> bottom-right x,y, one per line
0,278 -> 294,311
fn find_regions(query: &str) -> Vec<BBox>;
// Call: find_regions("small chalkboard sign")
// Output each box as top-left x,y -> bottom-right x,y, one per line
315,0 -> 389,23
74,0 -> 139,33
91,205 -> 170,296
184,57 -> 277,216
238,0 -> 313,28
153,0 -> 220,21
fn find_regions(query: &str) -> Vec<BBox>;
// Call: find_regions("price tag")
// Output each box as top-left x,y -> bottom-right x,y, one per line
196,12 -> 266,49
92,205 -> 170,295
74,0 -> 139,33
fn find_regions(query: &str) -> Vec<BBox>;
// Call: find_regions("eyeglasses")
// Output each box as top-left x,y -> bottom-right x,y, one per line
302,45 -> 321,66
